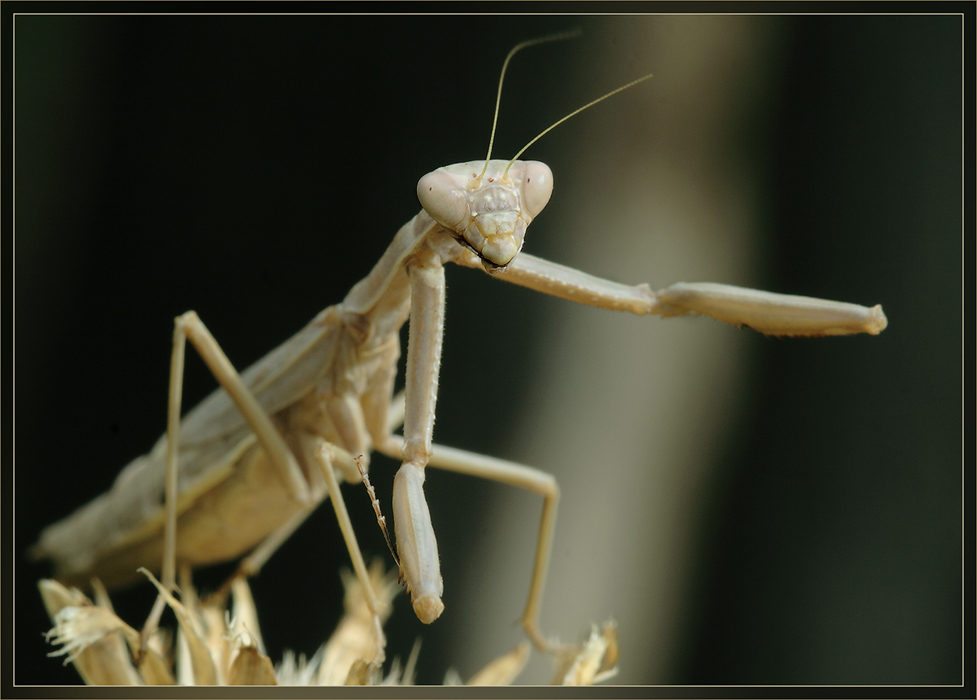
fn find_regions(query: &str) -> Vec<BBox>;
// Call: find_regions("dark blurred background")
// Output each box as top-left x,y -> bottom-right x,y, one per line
14,14 -> 962,686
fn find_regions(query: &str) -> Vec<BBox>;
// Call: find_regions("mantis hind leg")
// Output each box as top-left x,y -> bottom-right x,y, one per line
140,310 -> 313,656
142,310 -> 389,668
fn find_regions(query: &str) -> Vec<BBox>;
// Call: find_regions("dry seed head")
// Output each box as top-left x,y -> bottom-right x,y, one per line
41,564 -> 620,685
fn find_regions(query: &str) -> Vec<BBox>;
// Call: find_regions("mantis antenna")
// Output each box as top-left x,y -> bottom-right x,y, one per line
476,29 -> 654,181
479,29 -> 582,180
504,72 -> 654,177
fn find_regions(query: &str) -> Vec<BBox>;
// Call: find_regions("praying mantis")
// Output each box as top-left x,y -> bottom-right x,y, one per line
28,28 -> 888,679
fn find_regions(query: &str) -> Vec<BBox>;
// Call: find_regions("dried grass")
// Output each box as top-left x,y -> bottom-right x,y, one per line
39,562 -> 617,686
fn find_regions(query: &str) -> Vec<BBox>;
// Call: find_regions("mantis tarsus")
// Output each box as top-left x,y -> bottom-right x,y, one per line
31,34 -> 887,671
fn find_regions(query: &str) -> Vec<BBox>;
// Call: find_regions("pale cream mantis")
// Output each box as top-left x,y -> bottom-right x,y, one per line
31,32 -> 888,673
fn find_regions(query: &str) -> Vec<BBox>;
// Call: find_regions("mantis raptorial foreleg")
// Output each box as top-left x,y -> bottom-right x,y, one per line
458,251 -> 888,336
385,254 -> 449,624
144,311 -> 388,665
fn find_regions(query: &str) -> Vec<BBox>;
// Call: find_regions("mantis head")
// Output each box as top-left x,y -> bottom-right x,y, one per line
416,159 -> 554,272
415,31 -> 649,275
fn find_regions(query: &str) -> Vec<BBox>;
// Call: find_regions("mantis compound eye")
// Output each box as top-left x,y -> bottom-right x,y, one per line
417,169 -> 469,231
519,160 -> 553,219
